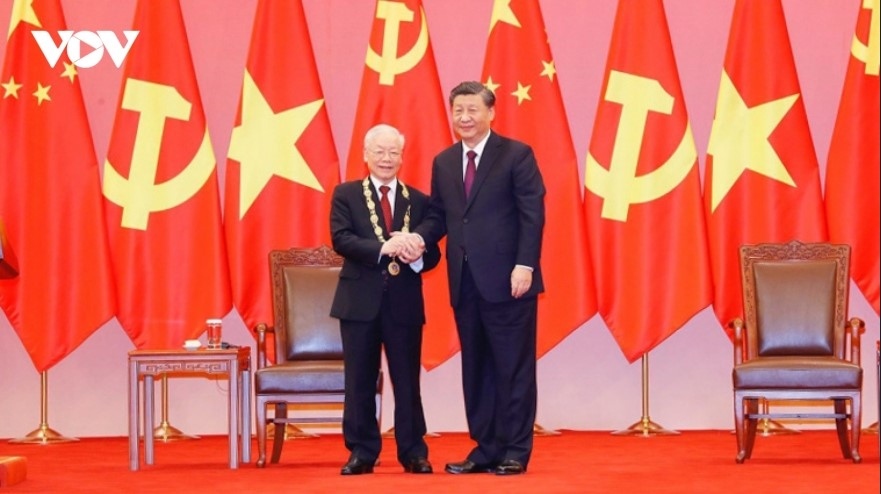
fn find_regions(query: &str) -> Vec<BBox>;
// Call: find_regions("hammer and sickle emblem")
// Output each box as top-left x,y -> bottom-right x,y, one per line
585,71 -> 697,222
103,78 -> 216,231
850,0 -> 879,76
365,0 -> 429,86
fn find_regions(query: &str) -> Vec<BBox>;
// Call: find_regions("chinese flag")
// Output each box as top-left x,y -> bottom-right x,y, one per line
705,0 -> 827,331
481,0 -> 597,358
825,0 -> 879,314
346,0 -> 456,370
583,0 -> 712,362
0,0 -> 116,371
103,0 -> 231,349
224,0 -> 340,336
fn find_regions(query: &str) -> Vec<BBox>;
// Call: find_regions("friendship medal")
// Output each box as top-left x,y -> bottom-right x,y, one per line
388,257 -> 401,276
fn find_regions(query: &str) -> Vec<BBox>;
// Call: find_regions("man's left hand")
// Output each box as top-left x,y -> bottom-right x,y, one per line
511,266 -> 533,298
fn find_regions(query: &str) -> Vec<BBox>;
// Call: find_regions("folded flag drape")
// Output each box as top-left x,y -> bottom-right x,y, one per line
583,0 -> 712,362
346,0 -> 456,370
0,0 -> 116,371
705,0 -> 827,333
825,0 -> 879,315
103,0 -> 231,349
481,0 -> 598,359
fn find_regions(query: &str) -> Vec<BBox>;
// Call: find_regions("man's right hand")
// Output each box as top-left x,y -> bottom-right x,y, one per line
390,232 -> 426,263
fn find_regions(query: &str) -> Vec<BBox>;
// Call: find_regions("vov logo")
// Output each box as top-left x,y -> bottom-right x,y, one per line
32,31 -> 139,68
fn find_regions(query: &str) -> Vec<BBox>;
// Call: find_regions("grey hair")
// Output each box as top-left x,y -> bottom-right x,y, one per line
364,123 -> 406,149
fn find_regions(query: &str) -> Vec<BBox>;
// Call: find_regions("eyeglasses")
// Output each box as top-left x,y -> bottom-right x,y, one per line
367,149 -> 402,160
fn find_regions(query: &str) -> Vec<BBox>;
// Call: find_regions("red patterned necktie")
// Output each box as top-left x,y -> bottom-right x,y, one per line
464,150 -> 477,198
379,185 -> 393,232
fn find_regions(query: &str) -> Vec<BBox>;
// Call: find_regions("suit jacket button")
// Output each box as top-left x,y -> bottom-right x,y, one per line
463,217 -> 469,224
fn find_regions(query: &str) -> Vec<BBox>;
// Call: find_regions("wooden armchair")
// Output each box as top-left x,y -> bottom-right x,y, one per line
731,241 -> 864,463
253,245 -> 382,467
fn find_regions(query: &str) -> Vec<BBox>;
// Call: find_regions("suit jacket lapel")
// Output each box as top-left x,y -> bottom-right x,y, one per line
393,184 -> 408,232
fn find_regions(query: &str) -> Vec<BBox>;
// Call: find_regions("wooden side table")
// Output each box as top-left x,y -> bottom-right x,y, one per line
128,347 -> 251,471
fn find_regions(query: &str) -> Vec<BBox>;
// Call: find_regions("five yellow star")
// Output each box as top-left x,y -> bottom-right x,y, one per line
2,76 -> 23,99
489,0 -> 521,33
8,0 -> 41,40
484,76 -> 500,94
540,60 -> 556,82
32,82 -> 51,105
707,71 -> 798,211
227,70 -> 325,219
62,62 -> 78,83
511,82 -> 532,105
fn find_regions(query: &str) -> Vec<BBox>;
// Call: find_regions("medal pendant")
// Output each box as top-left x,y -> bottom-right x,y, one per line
388,260 -> 401,276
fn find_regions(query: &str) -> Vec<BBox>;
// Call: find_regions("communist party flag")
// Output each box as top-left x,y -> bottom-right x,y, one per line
825,0 -> 879,314
346,0 -> 455,370
481,0 -> 597,358
224,0 -> 340,334
103,0 -> 231,349
0,0 -> 116,371
705,0 -> 827,331
583,0 -> 712,362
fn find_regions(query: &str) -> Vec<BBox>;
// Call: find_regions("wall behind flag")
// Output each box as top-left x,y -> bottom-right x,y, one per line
0,0 -> 876,438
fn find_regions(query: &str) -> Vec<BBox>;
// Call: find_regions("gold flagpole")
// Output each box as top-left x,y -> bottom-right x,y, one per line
9,371 -> 78,444
612,353 -> 679,437
153,374 -> 198,441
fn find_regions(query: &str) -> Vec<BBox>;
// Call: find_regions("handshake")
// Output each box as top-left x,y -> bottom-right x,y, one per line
379,232 -> 425,263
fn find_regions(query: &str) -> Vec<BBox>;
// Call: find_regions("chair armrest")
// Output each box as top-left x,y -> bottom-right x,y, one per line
255,322 -> 276,370
846,317 -> 864,365
730,318 -> 745,365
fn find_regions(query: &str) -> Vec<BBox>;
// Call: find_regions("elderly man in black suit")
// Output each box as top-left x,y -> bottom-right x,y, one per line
330,123 -> 440,476
398,81 -> 546,475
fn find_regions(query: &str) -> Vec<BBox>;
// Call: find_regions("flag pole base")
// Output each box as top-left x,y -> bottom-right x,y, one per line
756,418 -> 800,437
611,417 -> 679,437
268,423 -> 319,440
153,421 -> 199,442
8,424 -> 78,445
533,423 -> 561,436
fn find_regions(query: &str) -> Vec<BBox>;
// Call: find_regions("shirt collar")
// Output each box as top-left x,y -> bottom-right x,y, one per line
369,175 -> 397,194
462,130 -> 491,162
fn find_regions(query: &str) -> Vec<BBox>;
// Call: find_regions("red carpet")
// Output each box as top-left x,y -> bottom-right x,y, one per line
0,430 -> 877,493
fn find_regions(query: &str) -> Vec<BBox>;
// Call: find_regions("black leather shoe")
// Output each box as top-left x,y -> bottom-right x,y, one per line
495,459 -> 525,475
403,457 -> 433,473
444,459 -> 495,474
340,456 -> 374,475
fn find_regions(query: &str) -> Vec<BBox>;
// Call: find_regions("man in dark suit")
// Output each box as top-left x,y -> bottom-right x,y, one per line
399,81 -> 546,475
330,124 -> 440,476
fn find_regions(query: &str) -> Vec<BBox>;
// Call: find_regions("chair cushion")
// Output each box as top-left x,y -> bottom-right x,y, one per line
734,356 -> 862,389
255,360 -> 345,394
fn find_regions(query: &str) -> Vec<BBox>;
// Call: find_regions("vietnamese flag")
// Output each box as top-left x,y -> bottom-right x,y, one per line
481,0 -> 597,358
346,0 -> 456,370
0,0 -> 116,371
103,0 -> 231,349
705,0 -> 827,331
825,0 -> 879,314
224,0 -> 340,337
583,0 -> 712,362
